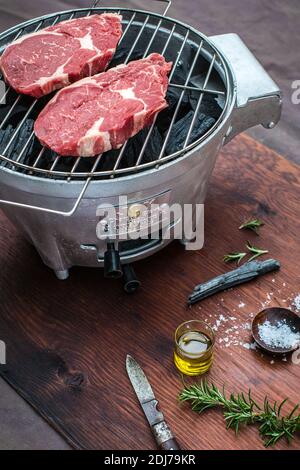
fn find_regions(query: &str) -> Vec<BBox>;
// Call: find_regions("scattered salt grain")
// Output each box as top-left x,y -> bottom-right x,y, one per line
270,360 -> 275,365
219,314 -> 227,322
243,342 -> 257,350
258,319 -> 300,349
238,302 -> 245,308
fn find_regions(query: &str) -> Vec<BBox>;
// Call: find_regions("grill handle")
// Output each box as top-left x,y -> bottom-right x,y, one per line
91,0 -> 172,17
210,33 -> 282,144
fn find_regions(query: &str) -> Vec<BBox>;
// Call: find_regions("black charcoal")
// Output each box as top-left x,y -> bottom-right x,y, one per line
156,87 -> 190,132
0,125 -> 14,157
111,45 -> 145,65
121,126 -> 163,167
97,150 -> 120,172
11,119 -> 35,162
189,93 -> 223,119
165,111 -> 215,155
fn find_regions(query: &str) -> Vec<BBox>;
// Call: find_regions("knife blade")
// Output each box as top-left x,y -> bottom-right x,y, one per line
126,354 -> 181,450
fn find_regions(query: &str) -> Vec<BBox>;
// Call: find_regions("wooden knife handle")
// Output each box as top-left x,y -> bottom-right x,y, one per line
153,421 -> 181,451
159,437 -> 181,451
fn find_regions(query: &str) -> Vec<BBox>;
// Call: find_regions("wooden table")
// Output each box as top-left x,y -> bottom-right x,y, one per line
0,134 -> 299,450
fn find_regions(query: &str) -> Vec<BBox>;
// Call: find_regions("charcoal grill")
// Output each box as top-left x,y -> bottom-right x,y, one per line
0,0 -> 281,289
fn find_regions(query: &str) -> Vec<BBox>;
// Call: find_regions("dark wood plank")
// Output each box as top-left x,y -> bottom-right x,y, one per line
0,134 -> 300,450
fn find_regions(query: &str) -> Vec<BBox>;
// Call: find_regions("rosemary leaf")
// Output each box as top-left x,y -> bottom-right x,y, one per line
179,380 -> 300,447
223,252 -> 246,264
239,218 -> 264,234
246,241 -> 269,262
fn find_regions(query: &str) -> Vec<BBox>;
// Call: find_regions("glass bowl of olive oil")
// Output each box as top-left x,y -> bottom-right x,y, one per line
174,320 -> 215,376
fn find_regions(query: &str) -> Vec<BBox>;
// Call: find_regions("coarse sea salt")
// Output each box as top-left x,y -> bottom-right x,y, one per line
292,294 -> 300,313
258,319 -> 300,349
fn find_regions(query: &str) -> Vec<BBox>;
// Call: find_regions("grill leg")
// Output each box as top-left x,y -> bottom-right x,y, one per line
122,264 -> 141,294
180,204 -> 204,250
55,269 -> 70,281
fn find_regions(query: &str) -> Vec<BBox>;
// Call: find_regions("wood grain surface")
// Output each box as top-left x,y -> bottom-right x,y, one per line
0,133 -> 299,450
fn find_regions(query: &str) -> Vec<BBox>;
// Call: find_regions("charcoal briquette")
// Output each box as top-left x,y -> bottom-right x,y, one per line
165,111 -> 216,155
121,126 -> 163,167
189,93 -> 223,119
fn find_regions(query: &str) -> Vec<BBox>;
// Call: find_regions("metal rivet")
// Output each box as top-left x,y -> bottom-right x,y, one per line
267,122 -> 275,129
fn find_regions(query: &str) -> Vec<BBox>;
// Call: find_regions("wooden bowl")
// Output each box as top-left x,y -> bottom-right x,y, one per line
252,307 -> 300,355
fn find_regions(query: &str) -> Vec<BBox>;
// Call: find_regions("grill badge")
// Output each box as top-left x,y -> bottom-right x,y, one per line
96,193 -> 171,240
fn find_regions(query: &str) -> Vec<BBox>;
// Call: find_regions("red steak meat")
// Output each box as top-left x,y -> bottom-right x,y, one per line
0,14 -> 122,98
34,53 -> 172,157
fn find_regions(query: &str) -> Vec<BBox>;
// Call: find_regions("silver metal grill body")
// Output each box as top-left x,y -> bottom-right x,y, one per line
0,5 -> 281,278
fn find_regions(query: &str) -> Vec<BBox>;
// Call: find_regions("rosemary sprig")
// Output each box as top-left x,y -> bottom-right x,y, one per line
239,218 -> 264,234
246,241 -> 269,261
223,252 -> 246,264
179,381 -> 300,447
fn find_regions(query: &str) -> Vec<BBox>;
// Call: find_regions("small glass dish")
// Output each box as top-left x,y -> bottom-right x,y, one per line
174,320 -> 215,376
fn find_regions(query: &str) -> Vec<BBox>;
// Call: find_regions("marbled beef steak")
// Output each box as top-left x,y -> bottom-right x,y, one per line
0,14 -> 122,98
34,53 -> 172,157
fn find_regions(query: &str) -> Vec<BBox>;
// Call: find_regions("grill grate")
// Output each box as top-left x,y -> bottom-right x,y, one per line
0,7 -> 229,182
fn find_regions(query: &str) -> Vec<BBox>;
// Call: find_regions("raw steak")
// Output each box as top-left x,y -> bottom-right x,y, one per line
34,53 -> 172,157
0,14 -> 122,98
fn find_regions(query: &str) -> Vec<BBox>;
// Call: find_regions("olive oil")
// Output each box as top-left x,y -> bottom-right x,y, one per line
174,321 -> 214,376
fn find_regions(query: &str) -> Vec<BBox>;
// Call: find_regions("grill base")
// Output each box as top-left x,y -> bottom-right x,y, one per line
0,130 -> 223,277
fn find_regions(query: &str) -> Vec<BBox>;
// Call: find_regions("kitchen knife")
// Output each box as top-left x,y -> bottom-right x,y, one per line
126,354 -> 181,451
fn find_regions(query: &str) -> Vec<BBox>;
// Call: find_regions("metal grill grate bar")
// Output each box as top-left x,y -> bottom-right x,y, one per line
112,21 -> 179,175
15,131 -> 35,163
124,15 -> 150,65
134,29 -> 190,168
157,41 -> 204,161
1,99 -> 39,156
0,95 -> 21,130
169,82 -> 224,96
31,147 -> 46,170
68,156 -> 82,181
183,54 -> 216,147
118,12 -> 136,46
0,7 -> 229,184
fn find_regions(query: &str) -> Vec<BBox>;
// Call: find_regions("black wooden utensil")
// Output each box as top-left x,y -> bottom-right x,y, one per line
188,259 -> 280,305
